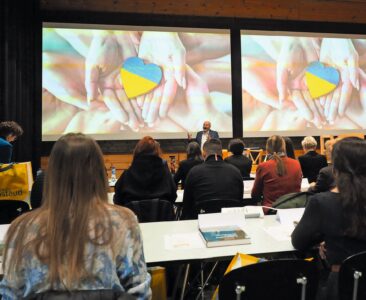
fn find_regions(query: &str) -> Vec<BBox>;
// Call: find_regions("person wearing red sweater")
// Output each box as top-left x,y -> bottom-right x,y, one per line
251,135 -> 302,214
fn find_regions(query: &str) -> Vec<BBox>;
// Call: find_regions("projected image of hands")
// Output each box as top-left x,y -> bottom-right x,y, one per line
242,34 -> 366,133
42,27 -> 232,140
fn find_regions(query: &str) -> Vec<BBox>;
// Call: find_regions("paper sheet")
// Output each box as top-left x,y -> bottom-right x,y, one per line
164,232 -> 205,250
263,225 -> 294,241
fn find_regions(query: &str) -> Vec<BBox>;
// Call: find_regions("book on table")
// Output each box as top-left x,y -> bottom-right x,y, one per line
199,225 -> 251,247
198,212 -> 251,247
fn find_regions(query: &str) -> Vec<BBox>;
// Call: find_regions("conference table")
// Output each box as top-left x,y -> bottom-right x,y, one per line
140,215 -> 297,299
0,216 -> 297,299
108,178 -> 310,204
0,216 -> 295,270
175,178 -> 311,203
140,215 -> 295,265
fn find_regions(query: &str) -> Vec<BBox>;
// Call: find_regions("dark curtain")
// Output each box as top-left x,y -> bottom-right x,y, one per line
0,0 -> 41,173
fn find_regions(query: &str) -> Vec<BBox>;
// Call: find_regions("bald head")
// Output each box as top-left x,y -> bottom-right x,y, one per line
203,121 -> 211,132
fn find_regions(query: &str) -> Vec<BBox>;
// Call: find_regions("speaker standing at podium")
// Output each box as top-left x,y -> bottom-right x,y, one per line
187,120 -> 219,149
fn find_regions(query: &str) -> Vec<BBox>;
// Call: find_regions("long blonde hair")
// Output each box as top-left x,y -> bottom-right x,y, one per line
266,135 -> 287,176
3,133 -> 113,289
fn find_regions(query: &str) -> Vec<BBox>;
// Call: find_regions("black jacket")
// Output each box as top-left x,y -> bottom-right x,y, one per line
224,155 -> 252,178
298,151 -> 328,183
114,155 -> 177,206
174,158 -> 203,188
307,164 -> 335,193
292,192 -> 366,265
181,155 -> 243,219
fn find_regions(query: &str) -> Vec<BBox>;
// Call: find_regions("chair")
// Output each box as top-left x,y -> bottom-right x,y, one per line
218,259 -> 318,300
24,289 -> 136,300
193,199 -> 243,216
339,251 -> 366,300
0,200 -> 30,224
124,199 -> 176,222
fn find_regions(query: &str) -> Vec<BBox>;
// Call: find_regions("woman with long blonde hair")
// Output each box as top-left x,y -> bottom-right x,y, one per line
251,135 -> 302,213
0,133 -> 151,299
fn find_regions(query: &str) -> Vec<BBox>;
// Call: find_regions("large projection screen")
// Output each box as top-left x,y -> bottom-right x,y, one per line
42,23 -> 232,141
241,30 -> 366,137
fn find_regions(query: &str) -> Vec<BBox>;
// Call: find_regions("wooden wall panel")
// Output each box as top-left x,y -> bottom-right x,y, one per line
41,0 -> 366,24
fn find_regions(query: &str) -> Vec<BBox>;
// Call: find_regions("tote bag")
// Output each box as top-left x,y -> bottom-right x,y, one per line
0,162 -> 33,201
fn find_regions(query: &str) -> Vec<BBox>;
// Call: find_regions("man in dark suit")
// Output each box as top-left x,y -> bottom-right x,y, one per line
298,136 -> 328,183
181,139 -> 243,219
188,120 -> 219,149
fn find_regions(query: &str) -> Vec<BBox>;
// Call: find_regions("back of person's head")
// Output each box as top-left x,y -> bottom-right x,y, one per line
3,133 -> 112,289
0,121 -> 23,139
133,136 -> 161,158
332,137 -> 366,238
266,135 -> 286,176
203,138 -> 222,158
228,139 -> 245,155
284,137 -> 295,159
301,136 -> 317,151
187,141 -> 202,160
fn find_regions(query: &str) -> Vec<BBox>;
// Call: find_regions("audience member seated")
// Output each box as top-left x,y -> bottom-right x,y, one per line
251,135 -> 302,213
292,137 -> 366,300
284,136 -> 296,159
174,142 -> 203,189
0,121 -> 23,163
298,136 -> 328,183
308,139 -> 337,194
114,136 -> 177,206
0,133 -> 151,299
30,169 -> 45,209
181,138 -> 243,219
225,138 -> 252,178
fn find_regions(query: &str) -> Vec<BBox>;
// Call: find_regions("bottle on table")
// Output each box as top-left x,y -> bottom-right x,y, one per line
111,165 -> 116,182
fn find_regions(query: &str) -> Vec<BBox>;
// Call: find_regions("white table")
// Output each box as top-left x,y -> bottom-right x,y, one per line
140,215 -> 295,265
175,178 -> 310,203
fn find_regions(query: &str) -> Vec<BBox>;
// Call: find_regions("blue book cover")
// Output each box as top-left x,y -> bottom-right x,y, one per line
199,226 -> 250,247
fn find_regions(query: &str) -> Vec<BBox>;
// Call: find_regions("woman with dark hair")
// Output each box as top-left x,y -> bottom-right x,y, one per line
251,135 -> 302,213
0,133 -> 151,299
292,138 -> 366,300
283,136 -> 296,159
174,141 -> 203,188
114,136 -> 177,205
225,138 -> 252,178
0,121 -> 23,163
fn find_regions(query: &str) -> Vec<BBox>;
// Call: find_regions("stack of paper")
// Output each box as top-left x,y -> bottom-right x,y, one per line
222,206 -> 264,218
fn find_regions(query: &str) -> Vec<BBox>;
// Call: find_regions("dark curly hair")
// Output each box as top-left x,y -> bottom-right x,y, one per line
0,121 -> 23,139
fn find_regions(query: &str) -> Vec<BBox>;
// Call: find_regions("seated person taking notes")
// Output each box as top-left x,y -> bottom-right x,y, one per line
0,133 -> 151,299
181,139 -> 243,219
114,136 -> 177,206
225,138 -> 252,178
292,138 -> 366,300
174,141 -> 203,189
251,135 -> 302,213
298,136 -> 328,183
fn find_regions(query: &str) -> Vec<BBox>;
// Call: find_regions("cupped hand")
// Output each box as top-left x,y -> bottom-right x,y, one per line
320,38 -> 359,122
137,32 -> 186,124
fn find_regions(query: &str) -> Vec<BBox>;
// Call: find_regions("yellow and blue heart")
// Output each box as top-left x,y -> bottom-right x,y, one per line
305,62 -> 340,99
121,57 -> 162,99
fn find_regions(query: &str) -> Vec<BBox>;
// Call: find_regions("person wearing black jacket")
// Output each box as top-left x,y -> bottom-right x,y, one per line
174,142 -> 203,189
181,139 -> 243,220
225,139 -> 252,178
114,136 -> 177,206
292,138 -> 366,300
298,136 -> 328,183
